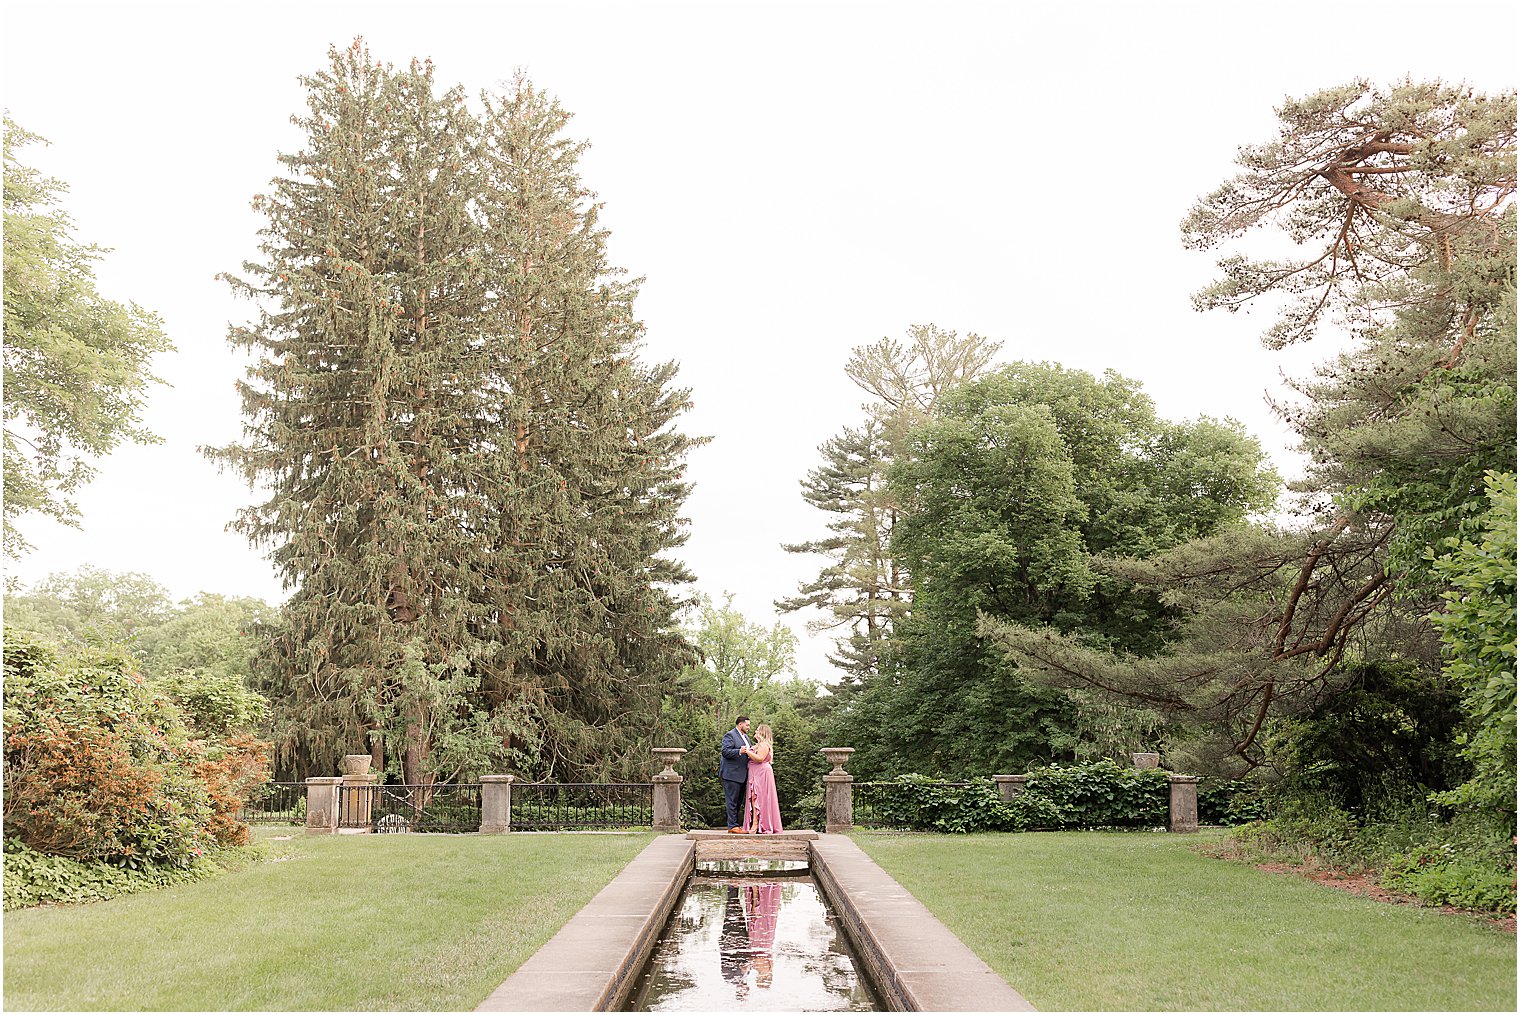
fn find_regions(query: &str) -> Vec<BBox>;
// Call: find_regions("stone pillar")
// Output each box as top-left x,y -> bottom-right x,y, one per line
651,748 -> 686,832
339,772 -> 378,831
1168,774 -> 1200,833
480,774 -> 515,833
821,747 -> 855,834
1132,752 -> 1161,769
992,774 -> 1028,801
305,776 -> 342,835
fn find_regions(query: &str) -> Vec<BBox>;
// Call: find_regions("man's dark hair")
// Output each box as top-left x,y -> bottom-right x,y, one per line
735,715 -> 748,727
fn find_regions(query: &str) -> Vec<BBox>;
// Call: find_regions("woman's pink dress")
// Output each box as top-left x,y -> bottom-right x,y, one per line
744,746 -> 783,834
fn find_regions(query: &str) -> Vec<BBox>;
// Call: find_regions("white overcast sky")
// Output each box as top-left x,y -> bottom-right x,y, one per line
3,0 -> 1516,680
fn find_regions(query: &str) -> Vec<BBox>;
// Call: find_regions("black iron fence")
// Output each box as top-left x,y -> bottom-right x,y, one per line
852,780 -> 973,830
338,783 -> 484,833
510,782 -> 653,830
237,781 -> 307,825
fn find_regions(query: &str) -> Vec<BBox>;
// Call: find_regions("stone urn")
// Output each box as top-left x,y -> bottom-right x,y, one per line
342,754 -> 372,777
1132,752 -> 1161,769
820,747 -> 855,775
652,747 -> 687,779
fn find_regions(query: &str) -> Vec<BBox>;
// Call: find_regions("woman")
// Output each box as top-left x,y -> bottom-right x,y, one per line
742,724 -> 783,834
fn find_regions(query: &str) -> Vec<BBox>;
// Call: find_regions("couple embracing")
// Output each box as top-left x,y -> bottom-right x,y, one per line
718,715 -> 783,834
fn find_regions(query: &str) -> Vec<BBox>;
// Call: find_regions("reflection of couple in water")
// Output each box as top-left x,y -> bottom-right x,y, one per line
718,882 -> 782,998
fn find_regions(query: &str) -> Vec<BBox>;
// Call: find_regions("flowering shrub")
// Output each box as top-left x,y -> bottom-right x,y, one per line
2,631 -> 267,868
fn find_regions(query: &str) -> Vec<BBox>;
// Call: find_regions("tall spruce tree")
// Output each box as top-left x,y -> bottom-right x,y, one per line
472,77 -> 700,779
212,44 -> 699,781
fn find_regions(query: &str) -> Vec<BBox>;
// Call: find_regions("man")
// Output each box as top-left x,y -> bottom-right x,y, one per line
719,715 -> 751,833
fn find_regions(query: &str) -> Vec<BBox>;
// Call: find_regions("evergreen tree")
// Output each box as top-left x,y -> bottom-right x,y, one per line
212,45 -> 700,781
212,42 -> 486,782
992,81 -> 1516,780
471,77 -> 701,779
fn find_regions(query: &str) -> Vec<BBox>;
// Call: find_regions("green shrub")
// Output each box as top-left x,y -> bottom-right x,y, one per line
2,837 -> 264,910
3,635 -> 214,865
1198,778 -> 1266,825
856,762 -> 1173,833
1220,799 -> 1516,914
1023,760 -> 1169,827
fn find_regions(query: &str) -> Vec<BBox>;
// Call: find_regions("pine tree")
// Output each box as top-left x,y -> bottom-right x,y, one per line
779,325 -> 999,687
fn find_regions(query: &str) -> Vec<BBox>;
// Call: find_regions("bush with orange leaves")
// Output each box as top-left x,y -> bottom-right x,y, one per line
2,631 -> 269,867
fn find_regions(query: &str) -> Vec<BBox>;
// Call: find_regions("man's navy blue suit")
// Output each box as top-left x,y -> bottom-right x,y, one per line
719,726 -> 750,829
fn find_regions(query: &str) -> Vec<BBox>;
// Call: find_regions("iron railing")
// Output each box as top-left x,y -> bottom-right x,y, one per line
852,780 -> 972,830
237,781 -> 306,825
510,782 -> 653,830
338,783 -> 484,833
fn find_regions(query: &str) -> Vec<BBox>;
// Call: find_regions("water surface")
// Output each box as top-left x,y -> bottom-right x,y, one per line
627,869 -> 880,1011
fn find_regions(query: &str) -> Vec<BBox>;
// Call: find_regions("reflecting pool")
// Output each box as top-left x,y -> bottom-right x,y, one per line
626,867 -> 881,1011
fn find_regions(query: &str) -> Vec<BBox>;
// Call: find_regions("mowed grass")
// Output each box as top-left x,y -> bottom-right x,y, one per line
3,830 -> 654,1011
855,830 -> 1516,1012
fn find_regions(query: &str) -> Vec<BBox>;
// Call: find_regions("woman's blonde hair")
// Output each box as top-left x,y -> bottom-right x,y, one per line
754,724 -> 773,743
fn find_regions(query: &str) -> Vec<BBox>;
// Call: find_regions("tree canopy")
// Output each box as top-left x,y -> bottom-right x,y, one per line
3,117 -> 172,557
209,43 -> 701,783
841,362 -> 1278,777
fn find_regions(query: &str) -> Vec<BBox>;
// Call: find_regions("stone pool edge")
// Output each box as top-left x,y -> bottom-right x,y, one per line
475,833 -> 694,1012
810,834 -> 1036,1012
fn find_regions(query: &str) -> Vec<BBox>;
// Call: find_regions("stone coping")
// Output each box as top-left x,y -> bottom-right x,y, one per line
684,828 -> 820,840
811,834 -> 1036,1012
475,834 -> 694,1012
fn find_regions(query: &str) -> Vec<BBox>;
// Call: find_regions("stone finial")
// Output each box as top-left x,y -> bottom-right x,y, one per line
652,747 -> 687,781
820,747 -> 855,775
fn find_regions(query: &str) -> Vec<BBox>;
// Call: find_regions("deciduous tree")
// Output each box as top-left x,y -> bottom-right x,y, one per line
3,117 -> 172,557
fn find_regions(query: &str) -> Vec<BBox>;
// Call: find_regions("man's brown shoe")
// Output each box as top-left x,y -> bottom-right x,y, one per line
728,826 -> 747,834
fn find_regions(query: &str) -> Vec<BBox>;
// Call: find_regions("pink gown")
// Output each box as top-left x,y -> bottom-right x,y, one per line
744,744 -> 783,834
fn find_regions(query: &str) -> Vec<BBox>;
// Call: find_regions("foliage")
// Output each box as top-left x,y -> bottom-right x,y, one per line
1258,660 -> 1466,814
194,736 -> 272,847
2,630 -> 269,868
1064,79 -> 1519,777
153,670 -> 269,738
1427,471 -> 1518,822
658,594 -> 827,826
2,116 -> 173,557
208,43 -> 701,784
856,762 -> 1185,833
845,361 -> 1277,777
3,633 -> 211,865
1196,778 -> 1267,826
2,566 -> 173,648
133,593 -> 280,685
2,837 -> 263,911
780,325 -> 1001,688
1023,761 -> 1170,828
1225,799 -> 1516,914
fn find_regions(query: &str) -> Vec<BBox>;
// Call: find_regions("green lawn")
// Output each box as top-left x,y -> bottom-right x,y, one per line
3,830 -> 654,1011
855,830 -> 1516,1011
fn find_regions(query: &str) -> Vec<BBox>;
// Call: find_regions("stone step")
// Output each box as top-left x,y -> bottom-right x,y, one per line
686,828 -> 817,862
